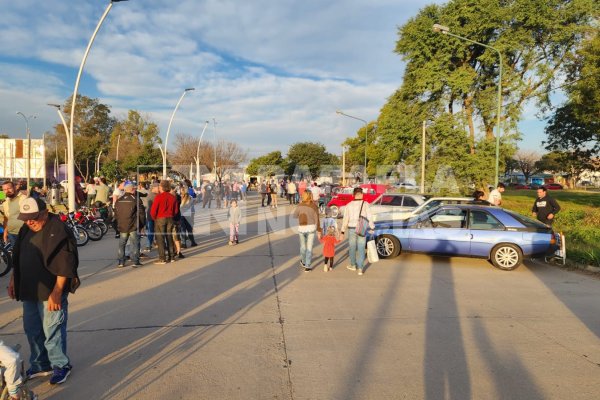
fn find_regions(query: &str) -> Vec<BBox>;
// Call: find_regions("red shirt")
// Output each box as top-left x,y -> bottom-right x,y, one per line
150,192 -> 179,220
320,235 -> 341,258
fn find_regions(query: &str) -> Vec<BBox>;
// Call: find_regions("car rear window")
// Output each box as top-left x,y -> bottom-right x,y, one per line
403,197 -> 419,207
504,210 -> 550,229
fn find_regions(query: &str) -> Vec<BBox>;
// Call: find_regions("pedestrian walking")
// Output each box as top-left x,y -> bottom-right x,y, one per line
114,182 -> 145,268
144,182 -> 159,251
310,182 -> 321,204
241,180 -> 247,201
341,187 -> 375,276
270,179 -> 278,209
180,192 -> 198,248
7,197 -> 79,385
287,180 -> 297,205
293,191 -> 322,272
532,186 -> 561,225
170,186 -> 184,260
150,180 -> 179,264
319,225 -> 341,272
228,199 -> 241,245
260,181 -> 268,207
202,181 -> 213,209
94,177 -> 110,205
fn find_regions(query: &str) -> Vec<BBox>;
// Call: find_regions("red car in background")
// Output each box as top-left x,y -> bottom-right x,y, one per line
326,184 -> 389,218
545,183 -> 563,190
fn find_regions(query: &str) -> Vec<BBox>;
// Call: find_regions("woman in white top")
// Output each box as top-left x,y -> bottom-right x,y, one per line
341,187 -> 375,275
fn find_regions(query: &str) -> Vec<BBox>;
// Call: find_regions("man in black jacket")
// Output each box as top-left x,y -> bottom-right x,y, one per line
7,197 -> 79,385
114,182 -> 145,267
532,186 -> 561,225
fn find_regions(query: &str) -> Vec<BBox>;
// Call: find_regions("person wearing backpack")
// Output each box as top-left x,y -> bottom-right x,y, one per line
260,181 -> 268,207
340,187 -> 375,276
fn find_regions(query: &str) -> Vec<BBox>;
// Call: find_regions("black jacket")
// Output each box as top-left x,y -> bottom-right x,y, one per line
114,192 -> 146,233
13,213 -> 79,301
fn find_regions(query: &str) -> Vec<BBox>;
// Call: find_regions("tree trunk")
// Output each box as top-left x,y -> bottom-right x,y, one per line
463,96 -> 475,154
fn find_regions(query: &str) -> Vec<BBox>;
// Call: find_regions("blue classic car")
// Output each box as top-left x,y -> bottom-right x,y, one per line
373,204 -> 557,270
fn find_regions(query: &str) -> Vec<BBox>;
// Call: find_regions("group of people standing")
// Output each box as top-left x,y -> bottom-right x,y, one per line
293,187 -> 375,276
199,180 -> 247,209
472,183 -> 561,225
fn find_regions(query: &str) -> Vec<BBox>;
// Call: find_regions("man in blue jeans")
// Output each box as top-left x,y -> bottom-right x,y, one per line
114,183 -> 145,268
7,197 -> 79,385
340,187 -> 375,276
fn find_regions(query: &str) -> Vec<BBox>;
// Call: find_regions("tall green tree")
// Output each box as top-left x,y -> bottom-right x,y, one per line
246,151 -> 286,176
285,142 -> 339,178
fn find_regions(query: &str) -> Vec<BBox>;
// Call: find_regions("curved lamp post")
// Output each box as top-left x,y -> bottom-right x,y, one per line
64,0 -> 128,211
194,120 -> 210,186
433,23 -> 503,187
336,110 -> 368,184
162,88 -> 195,179
212,118 -> 218,181
16,112 -> 36,192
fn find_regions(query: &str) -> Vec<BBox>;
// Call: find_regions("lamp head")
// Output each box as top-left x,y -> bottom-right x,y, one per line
336,110 -> 343,115
432,24 -> 450,34
47,103 -> 61,109
185,87 -> 195,92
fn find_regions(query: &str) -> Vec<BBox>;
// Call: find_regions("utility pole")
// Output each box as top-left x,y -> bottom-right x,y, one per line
421,121 -> 426,193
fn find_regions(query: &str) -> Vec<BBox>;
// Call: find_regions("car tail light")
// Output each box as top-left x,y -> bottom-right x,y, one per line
550,233 -> 557,246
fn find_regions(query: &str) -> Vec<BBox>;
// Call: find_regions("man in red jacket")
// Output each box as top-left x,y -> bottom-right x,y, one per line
150,180 -> 179,264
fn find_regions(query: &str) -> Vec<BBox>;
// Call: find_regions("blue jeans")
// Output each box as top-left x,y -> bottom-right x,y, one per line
23,293 -> 70,370
146,218 -> 155,248
118,231 -> 140,263
298,230 -> 316,269
348,229 -> 367,270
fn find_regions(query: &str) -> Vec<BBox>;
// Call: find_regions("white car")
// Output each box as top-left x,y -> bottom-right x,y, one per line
370,193 -> 428,217
372,197 -> 473,222
60,180 -> 86,189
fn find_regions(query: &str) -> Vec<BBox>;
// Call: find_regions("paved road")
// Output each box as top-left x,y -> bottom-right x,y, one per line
1,193 -> 599,399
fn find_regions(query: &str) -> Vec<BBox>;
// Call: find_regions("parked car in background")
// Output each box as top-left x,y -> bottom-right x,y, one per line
545,183 -> 563,190
370,193 -> 428,217
513,183 -> 531,190
373,197 -> 473,222
326,183 -> 388,218
373,204 -> 557,270
394,182 -> 418,191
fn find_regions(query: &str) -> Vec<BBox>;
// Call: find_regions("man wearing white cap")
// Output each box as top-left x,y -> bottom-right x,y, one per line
7,197 -> 79,386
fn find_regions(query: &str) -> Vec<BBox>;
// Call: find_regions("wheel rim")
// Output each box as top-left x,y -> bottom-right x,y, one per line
495,246 -> 519,268
377,237 -> 394,257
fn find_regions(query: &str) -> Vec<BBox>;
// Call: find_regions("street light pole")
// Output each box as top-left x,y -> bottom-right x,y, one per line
66,0 -> 128,211
336,110 -> 369,184
163,88 -> 195,179
16,112 -> 36,192
433,23 -> 503,187
212,118 -> 218,182
194,120 -> 210,187
48,103 -> 70,184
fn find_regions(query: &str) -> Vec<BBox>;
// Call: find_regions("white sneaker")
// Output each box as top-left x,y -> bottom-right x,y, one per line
358,269 -> 364,276
346,265 -> 357,271
324,264 -> 328,272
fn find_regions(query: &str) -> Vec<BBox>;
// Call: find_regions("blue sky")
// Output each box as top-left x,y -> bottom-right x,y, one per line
0,0 -> 549,160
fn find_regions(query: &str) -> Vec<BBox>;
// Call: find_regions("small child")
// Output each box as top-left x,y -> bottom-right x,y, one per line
228,200 -> 241,245
319,225 -> 341,271
0,341 -> 37,399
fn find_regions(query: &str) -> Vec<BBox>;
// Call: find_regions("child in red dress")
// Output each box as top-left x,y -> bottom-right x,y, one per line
319,225 -> 341,271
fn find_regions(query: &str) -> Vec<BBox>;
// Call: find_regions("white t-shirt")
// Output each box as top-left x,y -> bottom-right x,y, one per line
311,186 -> 320,201
489,189 -> 502,206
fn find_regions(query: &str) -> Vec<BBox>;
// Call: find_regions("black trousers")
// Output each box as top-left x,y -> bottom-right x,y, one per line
155,217 -> 175,261
324,256 -> 334,268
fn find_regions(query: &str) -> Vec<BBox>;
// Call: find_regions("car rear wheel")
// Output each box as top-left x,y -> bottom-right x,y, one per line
376,235 -> 401,258
490,243 -> 523,271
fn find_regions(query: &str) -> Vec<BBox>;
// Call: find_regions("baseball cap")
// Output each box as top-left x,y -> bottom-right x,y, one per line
17,197 -> 47,221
